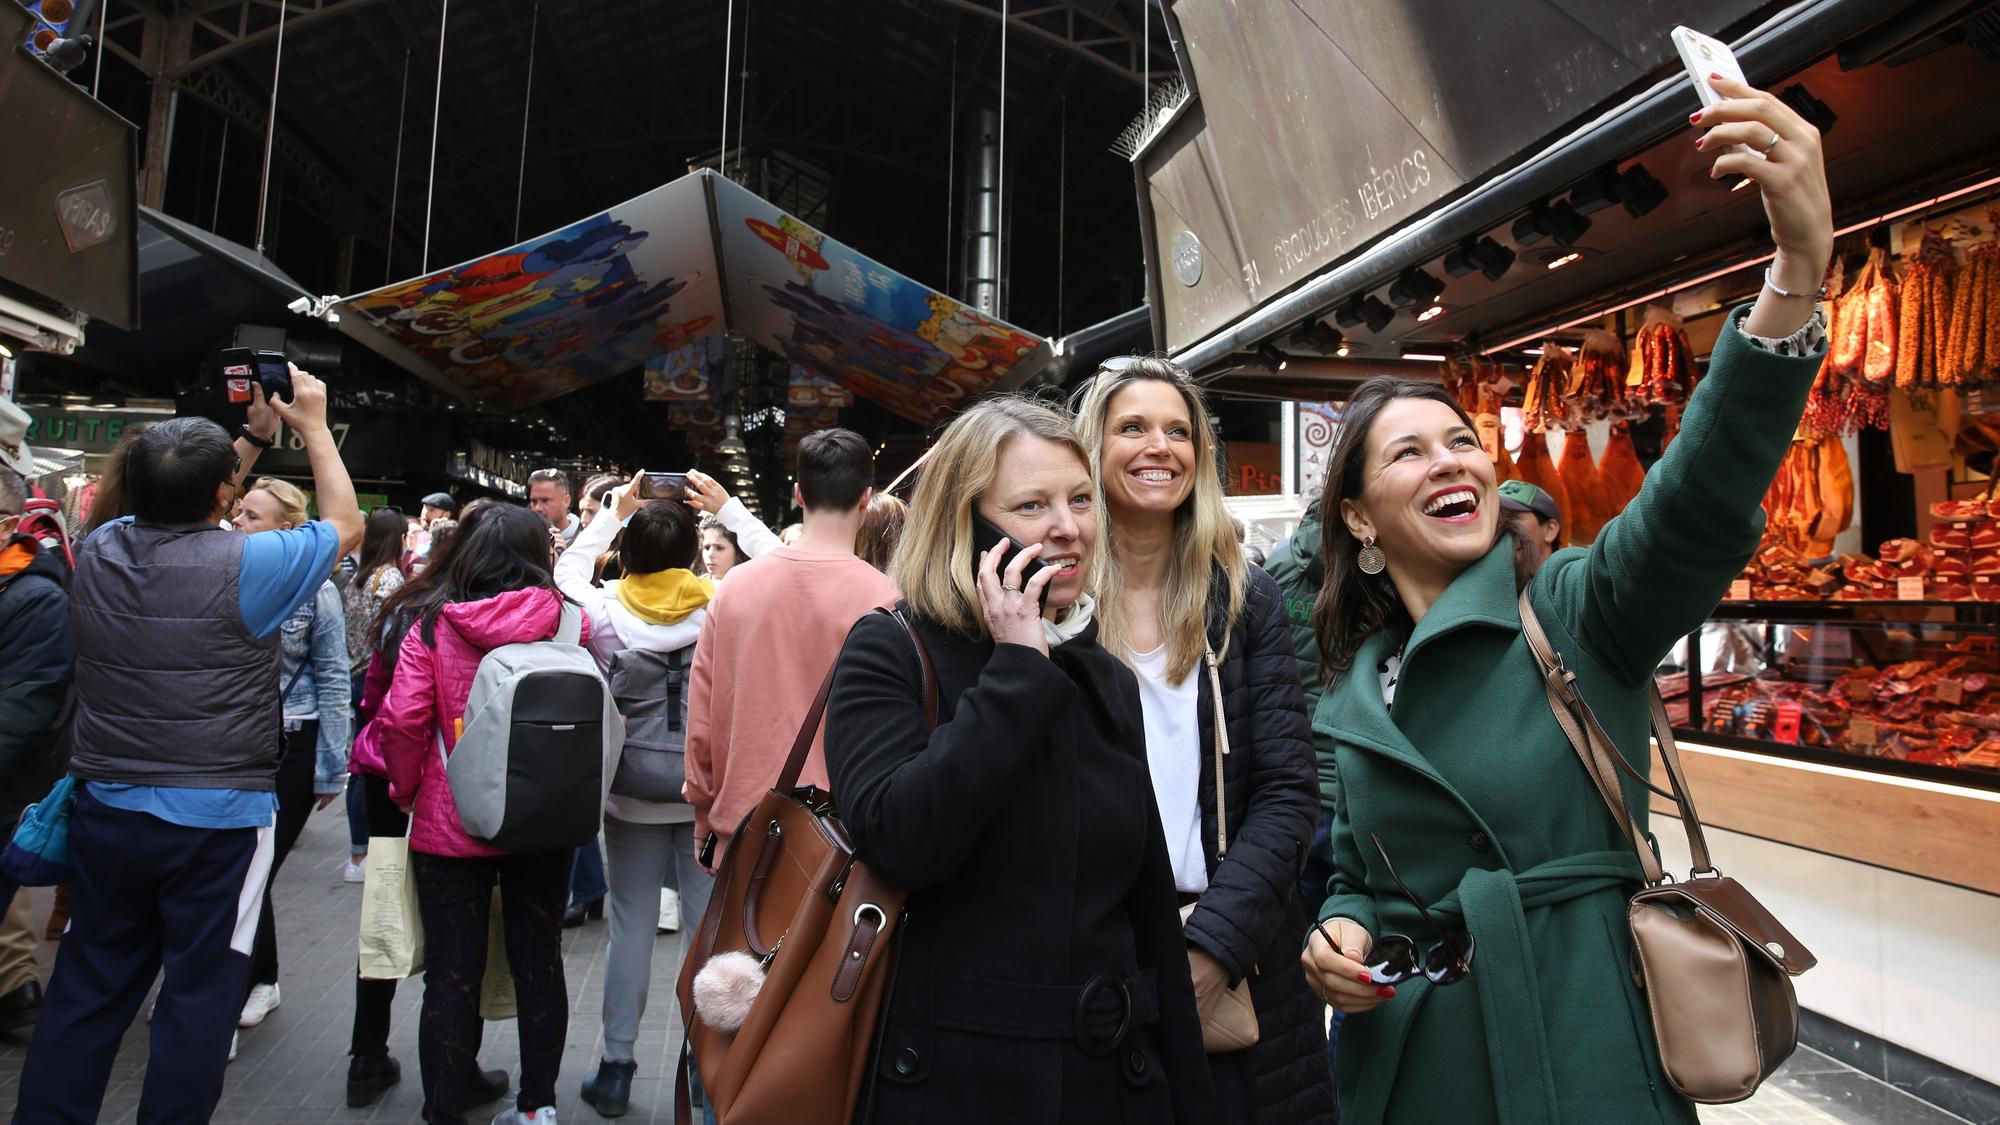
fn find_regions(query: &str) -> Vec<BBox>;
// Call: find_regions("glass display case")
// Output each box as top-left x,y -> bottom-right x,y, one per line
1657,600 -> 2000,791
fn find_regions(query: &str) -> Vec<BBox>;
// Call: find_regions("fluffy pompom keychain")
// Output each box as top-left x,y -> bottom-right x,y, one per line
692,951 -> 767,1032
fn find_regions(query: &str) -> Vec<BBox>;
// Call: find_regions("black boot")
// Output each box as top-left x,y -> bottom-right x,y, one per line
345,1054 -> 402,1108
465,1064 -> 511,1107
0,981 -> 41,1033
562,897 -> 605,928
580,1059 -> 637,1118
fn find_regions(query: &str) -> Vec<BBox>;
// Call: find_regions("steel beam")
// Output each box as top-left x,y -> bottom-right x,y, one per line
918,0 -> 1166,85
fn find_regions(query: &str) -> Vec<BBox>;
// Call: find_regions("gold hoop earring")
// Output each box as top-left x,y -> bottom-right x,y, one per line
1356,536 -> 1386,576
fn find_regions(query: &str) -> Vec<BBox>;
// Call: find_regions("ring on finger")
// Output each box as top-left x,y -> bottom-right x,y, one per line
1758,129 -> 1781,155
1002,584 -> 1019,593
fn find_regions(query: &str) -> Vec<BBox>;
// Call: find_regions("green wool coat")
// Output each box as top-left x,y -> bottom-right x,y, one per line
1313,307 -> 1822,1125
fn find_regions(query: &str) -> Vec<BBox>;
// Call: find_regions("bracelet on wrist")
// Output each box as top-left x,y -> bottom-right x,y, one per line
1762,265 -> 1828,302
238,425 -> 276,450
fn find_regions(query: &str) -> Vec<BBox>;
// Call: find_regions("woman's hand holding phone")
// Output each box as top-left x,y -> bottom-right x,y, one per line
613,469 -> 646,522
976,536 -> 1057,656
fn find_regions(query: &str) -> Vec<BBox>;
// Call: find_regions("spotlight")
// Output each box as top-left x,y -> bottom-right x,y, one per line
1358,295 -> 1395,334
1400,347 -> 1449,363
1335,340 -> 1351,358
0,339 -> 13,359
1566,169 -> 1624,215
1545,251 -> 1582,271
1778,84 -> 1836,136
1513,201 -> 1590,248
1416,304 -> 1447,323
1254,344 -> 1289,373
1332,298 -> 1365,329
1388,267 -> 1445,308
1442,236 -> 1515,282
1295,322 -> 1344,355
1614,165 -> 1668,219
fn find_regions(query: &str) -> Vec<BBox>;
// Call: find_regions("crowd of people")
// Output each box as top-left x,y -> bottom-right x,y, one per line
0,76 -> 1834,1125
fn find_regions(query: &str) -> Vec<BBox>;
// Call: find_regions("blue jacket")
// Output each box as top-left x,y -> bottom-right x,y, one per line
280,580 -> 352,793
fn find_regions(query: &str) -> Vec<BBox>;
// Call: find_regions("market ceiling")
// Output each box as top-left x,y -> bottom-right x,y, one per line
74,0 -> 1175,464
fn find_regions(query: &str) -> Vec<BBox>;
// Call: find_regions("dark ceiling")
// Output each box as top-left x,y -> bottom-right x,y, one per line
88,0 -> 1173,340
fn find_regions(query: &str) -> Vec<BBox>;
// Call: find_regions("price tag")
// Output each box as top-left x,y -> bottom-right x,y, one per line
1936,678 -> 1964,705
1728,579 -> 1751,601
1846,676 -> 1873,702
1897,576 -> 1926,601
1849,718 -> 1877,748
1771,701 -> 1804,745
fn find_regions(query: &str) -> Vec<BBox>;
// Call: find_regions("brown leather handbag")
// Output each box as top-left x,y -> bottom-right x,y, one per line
674,609 -> 936,1125
1519,591 -> 1816,1105
1180,636 -> 1260,1053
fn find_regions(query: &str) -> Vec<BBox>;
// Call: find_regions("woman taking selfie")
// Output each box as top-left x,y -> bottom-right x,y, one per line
1073,365 -> 1333,1123
373,503 -> 587,1125
230,477 -> 351,1033
1298,78 -> 1832,1124
824,398 -> 1213,1122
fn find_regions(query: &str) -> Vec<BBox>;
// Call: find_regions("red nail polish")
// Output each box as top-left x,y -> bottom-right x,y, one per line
1689,111 -> 1702,123
1709,72 -> 1724,81
1356,972 -> 1373,984
1376,986 -> 1396,999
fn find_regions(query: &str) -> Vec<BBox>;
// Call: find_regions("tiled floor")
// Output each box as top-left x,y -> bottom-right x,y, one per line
0,806 -> 1979,1123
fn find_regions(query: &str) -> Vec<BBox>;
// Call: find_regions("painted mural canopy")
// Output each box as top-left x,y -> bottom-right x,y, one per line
331,169 -> 1051,418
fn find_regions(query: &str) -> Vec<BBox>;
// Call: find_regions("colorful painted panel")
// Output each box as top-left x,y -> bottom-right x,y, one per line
787,364 -> 853,409
336,175 -> 723,408
710,175 -> 1049,424
644,335 -> 731,402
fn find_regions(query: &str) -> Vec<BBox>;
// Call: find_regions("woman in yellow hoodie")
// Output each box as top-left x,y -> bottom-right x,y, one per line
552,471 -> 723,1118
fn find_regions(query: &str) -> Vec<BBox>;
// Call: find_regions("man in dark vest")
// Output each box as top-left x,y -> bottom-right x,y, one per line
16,367 -> 364,1123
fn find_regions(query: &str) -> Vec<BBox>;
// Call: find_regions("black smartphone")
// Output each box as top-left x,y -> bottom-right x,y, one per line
970,513 -> 1049,611
219,347 -> 293,403
635,470 -> 689,499
698,831 -> 717,869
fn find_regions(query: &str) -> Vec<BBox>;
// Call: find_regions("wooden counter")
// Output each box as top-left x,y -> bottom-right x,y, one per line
1648,741 -> 2000,896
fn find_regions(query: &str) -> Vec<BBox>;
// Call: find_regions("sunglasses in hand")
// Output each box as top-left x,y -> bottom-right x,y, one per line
1316,835 -> 1476,988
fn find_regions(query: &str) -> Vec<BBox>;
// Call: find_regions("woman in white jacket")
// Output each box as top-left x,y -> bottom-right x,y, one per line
553,471 -> 768,1118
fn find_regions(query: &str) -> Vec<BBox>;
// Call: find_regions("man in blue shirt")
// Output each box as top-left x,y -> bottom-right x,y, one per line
16,368 -> 364,1124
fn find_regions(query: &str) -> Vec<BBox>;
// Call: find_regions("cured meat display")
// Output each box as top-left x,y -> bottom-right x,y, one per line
1633,315 -> 1698,405
1812,248 -> 1894,437
1942,239 -> 1998,385
1596,422 -> 1646,516
1733,497 -> 1998,602
1574,330 -> 1629,421
1895,231 -> 1960,387
1760,437 -> 1853,557
1555,431 -> 1609,544
1521,342 -> 1575,433
1443,354 -> 1518,480
1511,430 -> 1571,530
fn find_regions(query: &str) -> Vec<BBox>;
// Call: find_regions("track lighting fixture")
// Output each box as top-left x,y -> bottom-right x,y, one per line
1388,268 -> 1446,309
1513,200 -> 1591,248
1295,322 -> 1344,356
1778,84 -> 1836,136
1443,236 -> 1516,281
1254,344 -> 1289,372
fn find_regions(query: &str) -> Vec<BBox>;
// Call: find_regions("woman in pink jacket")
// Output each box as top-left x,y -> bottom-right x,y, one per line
371,503 -> 587,1125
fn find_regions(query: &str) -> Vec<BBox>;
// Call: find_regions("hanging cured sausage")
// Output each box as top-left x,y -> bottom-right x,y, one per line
1895,232 -> 1957,388
1522,343 -> 1574,433
1808,248 -> 1893,437
1576,330 -> 1627,421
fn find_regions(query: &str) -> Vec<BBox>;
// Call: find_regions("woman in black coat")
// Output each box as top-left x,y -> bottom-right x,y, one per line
1073,359 -> 1336,1123
825,397 -> 1214,1124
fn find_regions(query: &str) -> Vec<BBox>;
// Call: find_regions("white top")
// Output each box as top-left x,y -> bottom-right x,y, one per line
1131,643 -> 1209,895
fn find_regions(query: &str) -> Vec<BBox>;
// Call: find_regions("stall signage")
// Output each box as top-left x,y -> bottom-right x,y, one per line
1727,579 -> 1751,601
254,407 -> 449,480
56,181 -> 117,254
1896,576 -> 1926,601
1226,441 -> 1283,496
23,410 -> 163,452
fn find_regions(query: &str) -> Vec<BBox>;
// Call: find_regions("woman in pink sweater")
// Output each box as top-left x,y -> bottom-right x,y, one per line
371,503 -> 587,1125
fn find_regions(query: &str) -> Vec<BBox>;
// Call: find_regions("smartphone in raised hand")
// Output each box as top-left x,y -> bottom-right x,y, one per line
1671,26 -> 1754,156
970,512 -> 1049,612
634,471 -> 689,500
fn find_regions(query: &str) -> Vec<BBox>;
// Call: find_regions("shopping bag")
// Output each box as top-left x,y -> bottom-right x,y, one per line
1,776 -> 77,887
478,886 -> 516,1020
357,834 -> 425,979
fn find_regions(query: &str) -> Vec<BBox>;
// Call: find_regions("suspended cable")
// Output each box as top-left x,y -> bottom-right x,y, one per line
997,0 -> 1007,318
386,47 -> 410,284
1143,0 -> 1149,100
91,0 -> 108,99
514,2 -> 538,241
1057,97 -> 1065,338
735,1 -> 750,179
253,0 -> 288,256
422,0 -> 450,274
945,33 -> 956,287
212,119 -> 227,233
719,0 -> 735,174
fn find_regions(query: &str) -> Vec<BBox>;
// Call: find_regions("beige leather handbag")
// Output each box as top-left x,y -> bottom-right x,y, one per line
1519,591 -> 1815,1104
1180,638 -> 1260,1054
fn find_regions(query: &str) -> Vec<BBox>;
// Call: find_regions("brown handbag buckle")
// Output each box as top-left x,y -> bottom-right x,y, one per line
1073,973 -> 1134,1058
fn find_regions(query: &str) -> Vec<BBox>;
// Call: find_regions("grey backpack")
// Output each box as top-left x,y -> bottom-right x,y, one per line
606,644 -> 691,803
438,602 -> 621,852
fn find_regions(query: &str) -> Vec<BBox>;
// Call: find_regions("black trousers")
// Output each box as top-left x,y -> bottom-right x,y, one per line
413,847 -> 570,1123
14,789 -> 271,1124
350,772 -> 408,1058
246,721 -> 318,991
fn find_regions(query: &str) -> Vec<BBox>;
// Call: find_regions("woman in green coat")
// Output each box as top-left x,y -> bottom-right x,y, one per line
1298,78 -> 1833,1124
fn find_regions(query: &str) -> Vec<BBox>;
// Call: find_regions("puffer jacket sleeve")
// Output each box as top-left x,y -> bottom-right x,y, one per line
1185,569 -> 1321,981
378,627 -> 440,809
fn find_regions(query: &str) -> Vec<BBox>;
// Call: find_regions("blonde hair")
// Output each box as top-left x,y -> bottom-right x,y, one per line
248,476 -> 310,528
891,397 -> 1098,639
1071,357 -> 1245,682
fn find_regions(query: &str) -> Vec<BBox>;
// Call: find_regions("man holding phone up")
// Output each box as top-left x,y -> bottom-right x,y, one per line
18,367 -> 365,1124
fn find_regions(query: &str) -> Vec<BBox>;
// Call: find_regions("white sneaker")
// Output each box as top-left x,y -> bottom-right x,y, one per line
492,1108 -> 557,1125
658,887 -> 681,933
239,982 -> 281,1027
227,1031 -> 239,1062
343,859 -> 367,883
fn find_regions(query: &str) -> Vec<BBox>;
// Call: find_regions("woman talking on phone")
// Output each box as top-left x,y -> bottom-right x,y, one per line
1297,78 -> 1832,1124
824,398 -> 1213,1122
1071,362 -> 1333,1122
